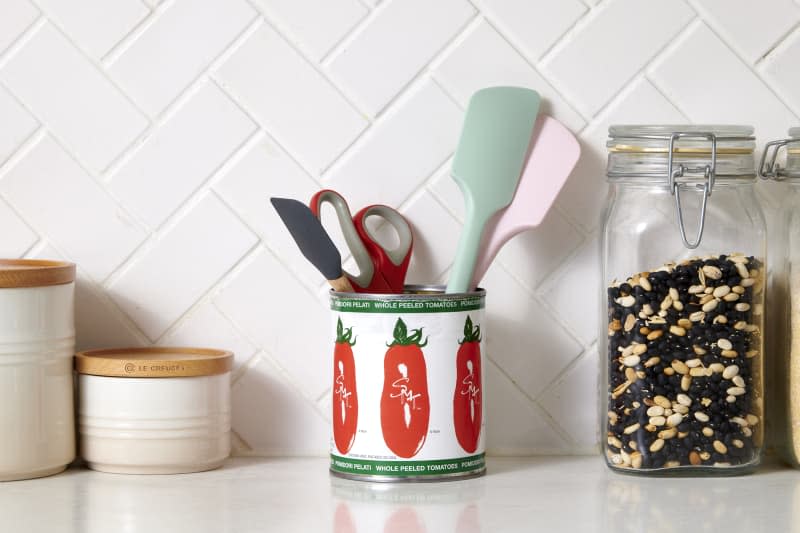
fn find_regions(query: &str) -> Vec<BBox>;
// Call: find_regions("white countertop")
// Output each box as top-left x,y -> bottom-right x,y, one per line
2,456 -> 798,532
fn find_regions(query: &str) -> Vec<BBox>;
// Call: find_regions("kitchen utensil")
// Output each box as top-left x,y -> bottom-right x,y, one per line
470,115 -> 580,288
445,86 -> 541,293
271,197 -> 354,292
353,204 -> 413,292
310,189 -> 413,293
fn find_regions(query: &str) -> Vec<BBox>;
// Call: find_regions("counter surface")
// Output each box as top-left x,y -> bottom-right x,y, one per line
2,456 -> 796,532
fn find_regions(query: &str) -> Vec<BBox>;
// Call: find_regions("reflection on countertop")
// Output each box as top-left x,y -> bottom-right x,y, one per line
0,456 -> 796,532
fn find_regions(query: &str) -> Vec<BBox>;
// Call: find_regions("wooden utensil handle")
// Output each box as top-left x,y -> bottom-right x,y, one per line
329,275 -> 354,293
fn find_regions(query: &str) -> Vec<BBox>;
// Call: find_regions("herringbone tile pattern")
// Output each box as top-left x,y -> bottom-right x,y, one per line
1,0 -> 798,455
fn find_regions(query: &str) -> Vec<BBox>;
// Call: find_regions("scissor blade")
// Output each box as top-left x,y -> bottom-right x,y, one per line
271,197 -> 344,282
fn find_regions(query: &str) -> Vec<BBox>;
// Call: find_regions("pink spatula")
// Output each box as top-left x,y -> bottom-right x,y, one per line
470,115 -> 580,289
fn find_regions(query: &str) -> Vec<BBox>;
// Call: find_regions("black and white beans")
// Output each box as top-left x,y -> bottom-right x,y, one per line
606,254 -> 763,471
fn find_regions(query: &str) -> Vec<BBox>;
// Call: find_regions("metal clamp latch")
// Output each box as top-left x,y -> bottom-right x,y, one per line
668,132 -> 716,250
759,138 -> 794,180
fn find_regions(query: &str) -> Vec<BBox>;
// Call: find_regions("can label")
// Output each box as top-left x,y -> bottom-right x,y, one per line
330,292 -> 485,479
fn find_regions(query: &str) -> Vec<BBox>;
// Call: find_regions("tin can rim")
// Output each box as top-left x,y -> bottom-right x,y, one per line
330,284 -> 485,300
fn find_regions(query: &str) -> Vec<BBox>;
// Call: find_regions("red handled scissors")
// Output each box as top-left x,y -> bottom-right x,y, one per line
309,190 -> 413,294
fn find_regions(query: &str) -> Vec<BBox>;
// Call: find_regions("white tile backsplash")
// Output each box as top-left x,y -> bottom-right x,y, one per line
541,0 -> 694,117
323,81 -> 462,209
35,0 -> 149,59
0,197 -> 36,257
326,0 -> 476,116
648,22 -> 798,143
106,192 -> 258,340
109,0 -> 257,116
0,85 -> 38,164
1,0 -> 799,457
215,23 -> 368,173
476,0 -> 587,60
109,81 -> 257,229
215,248 -> 332,398
433,20 -> 585,131
689,0 -> 800,64
1,22 -> 148,172
0,0 -> 39,55
250,0 -> 367,61
1,135 -> 147,281
760,27 -> 800,116
482,265 -> 583,399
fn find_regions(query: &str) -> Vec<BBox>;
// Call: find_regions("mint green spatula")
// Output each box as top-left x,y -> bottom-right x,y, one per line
445,87 -> 540,294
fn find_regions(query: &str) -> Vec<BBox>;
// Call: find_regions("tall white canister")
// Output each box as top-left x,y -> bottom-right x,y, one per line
0,259 -> 76,481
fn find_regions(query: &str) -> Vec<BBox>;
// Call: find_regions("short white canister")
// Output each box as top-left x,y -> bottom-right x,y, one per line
0,259 -> 76,482
75,347 -> 232,474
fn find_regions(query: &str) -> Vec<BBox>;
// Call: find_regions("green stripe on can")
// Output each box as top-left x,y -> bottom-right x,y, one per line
331,297 -> 484,313
330,454 -> 485,476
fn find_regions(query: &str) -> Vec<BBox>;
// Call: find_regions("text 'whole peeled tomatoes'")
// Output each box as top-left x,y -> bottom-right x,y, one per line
454,315 -> 482,453
332,318 -> 358,455
381,318 -> 430,459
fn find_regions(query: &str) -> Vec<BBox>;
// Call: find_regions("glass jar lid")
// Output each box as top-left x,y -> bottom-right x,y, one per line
606,125 -> 757,250
607,125 -> 756,181
761,127 -> 800,179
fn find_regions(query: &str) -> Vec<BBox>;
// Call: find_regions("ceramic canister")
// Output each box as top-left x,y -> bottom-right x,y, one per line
75,347 -> 233,474
0,259 -> 77,482
329,285 -> 486,481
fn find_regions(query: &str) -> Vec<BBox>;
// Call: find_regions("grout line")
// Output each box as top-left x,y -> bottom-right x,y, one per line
77,270 -> 153,348
536,343 -> 597,403
531,399 -> 575,447
0,121 -> 46,177
249,13 -> 373,123
317,0 -> 389,68
241,348 -> 333,428
18,237 -> 43,259
142,236 -> 262,345
345,10 -> 482,121
473,0 -> 591,63
687,0 -> 799,66
231,350 -> 264,385
477,16 -> 589,124
230,429 -> 252,454
756,20 -> 800,65
0,16 -> 46,71
484,356 -> 573,447
24,7 -> 153,125
207,86 -> 327,184
651,17 -> 800,124
101,0 -> 172,67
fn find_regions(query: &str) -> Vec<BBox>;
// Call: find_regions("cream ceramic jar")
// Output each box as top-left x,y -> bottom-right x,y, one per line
0,259 -> 76,482
75,347 -> 232,474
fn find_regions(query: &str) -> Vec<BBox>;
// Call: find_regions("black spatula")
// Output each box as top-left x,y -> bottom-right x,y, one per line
270,197 -> 354,292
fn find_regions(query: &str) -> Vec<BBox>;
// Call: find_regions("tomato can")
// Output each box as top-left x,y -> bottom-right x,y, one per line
329,285 -> 486,481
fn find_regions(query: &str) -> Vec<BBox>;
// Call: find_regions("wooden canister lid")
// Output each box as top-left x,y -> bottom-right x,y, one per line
0,259 -> 76,288
75,347 -> 233,378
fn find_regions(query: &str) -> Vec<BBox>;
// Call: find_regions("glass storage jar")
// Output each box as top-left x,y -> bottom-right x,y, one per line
759,128 -> 800,466
601,126 -> 765,475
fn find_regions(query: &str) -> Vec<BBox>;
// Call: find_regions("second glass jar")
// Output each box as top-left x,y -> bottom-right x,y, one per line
601,125 -> 766,475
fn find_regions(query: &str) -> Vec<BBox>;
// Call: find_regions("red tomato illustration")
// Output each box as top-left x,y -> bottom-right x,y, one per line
453,315 -> 482,453
333,317 -> 358,454
380,318 -> 430,458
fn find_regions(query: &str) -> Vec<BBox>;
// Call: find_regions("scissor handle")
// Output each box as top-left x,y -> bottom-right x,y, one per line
309,190 -> 376,291
353,205 -> 413,293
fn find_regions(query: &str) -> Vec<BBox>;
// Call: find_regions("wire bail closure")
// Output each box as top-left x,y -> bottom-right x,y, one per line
758,138 -> 793,180
668,132 -> 716,250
